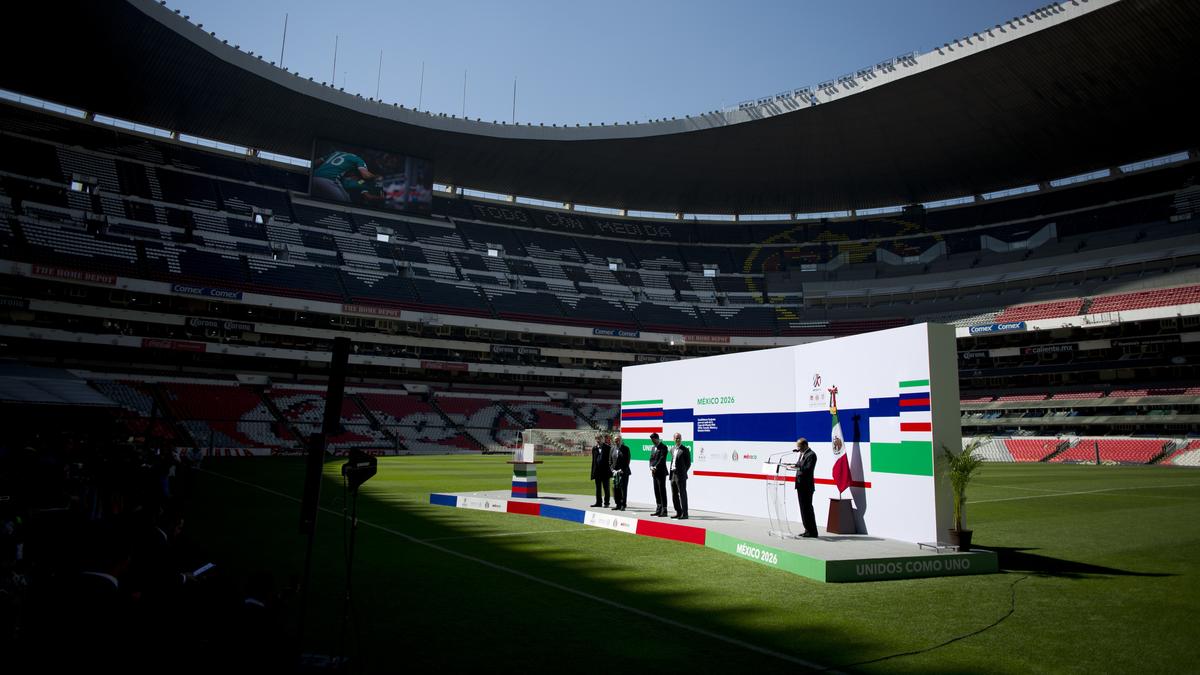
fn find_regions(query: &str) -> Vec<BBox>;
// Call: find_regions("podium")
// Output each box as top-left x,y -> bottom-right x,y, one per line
508,442 -> 542,498
826,498 -> 856,534
762,455 -> 799,540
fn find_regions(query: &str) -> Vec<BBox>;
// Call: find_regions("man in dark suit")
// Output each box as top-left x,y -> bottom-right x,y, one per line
669,432 -> 691,519
610,434 -> 631,510
647,432 -> 669,517
793,437 -> 819,537
589,433 -> 611,507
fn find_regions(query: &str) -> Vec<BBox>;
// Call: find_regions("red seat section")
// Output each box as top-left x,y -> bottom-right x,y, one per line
160,382 -> 294,449
993,298 -> 1084,323
1087,284 -> 1200,314
1051,438 -> 1168,464
1004,438 -> 1063,462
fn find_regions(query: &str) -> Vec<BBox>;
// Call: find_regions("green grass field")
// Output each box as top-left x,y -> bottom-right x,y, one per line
187,456 -> 1200,673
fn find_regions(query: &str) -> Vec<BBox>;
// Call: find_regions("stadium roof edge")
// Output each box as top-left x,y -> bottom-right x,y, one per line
2,0 -> 1199,213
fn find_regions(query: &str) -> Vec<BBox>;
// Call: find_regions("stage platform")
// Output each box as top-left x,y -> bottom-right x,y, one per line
429,491 -> 998,583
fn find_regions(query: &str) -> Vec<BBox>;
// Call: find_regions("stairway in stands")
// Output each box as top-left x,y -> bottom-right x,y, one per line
349,393 -> 404,450
259,391 -> 305,445
145,383 -> 198,449
497,401 -> 532,430
568,401 -> 600,430
427,396 -> 488,452
1043,439 -> 1077,462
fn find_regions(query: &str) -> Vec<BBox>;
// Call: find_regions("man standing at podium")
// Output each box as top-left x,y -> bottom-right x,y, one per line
648,432 -> 669,517
670,432 -> 691,519
610,434 -> 631,511
589,433 -> 611,507
793,438 -> 819,537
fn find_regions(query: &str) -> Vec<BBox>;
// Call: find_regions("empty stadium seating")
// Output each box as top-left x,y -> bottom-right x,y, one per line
993,299 -> 1085,323
1161,440 -> 1200,466
5,99 -> 1199,342
1087,285 -> 1200,314
1004,438 -> 1064,462
1051,438 -> 1168,464
966,438 -> 1015,462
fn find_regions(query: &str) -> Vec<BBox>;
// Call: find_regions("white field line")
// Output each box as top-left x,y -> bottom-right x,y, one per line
973,482 -> 1200,504
202,470 -> 831,671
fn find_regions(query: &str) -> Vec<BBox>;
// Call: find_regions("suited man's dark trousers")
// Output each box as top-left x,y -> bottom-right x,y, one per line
652,474 -> 667,511
594,478 -> 610,505
797,490 -> 817,535
671,476 -> 688,516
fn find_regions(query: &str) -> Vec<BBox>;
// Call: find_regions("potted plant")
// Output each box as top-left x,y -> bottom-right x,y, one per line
943,439 -> 986,551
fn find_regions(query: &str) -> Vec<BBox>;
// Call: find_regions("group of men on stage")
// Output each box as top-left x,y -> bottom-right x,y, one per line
589,431 -> 690,519
588,432 -> 818,535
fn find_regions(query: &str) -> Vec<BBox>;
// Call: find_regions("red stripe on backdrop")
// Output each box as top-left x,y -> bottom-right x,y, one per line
620,410 -> 663,418
899,398 -> 930,407
635,519 -> 707,545
619,427 -> 663,434
900,422 -> 932,432
692,470 -> 871,488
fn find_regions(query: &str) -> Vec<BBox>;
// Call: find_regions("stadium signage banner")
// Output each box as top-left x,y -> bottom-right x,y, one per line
621,323 -> 959,544
470,203 -> 533,226
32,265 -> 117,286
682,334 -> 732,344
968,321 -> 1027,335
141,338 -> 206,353
342,303 -> 401,318
0,295 -> 28,309
593,328 -> 641,338
490,344 -> 540,356
1021,343 -> 1076,355
540,211 -> 590,232
594,219 -> 675,240
171,284 -> 243,301
960,350 -> 987,360
187,317 -> 254,333
421,360 -> 469,372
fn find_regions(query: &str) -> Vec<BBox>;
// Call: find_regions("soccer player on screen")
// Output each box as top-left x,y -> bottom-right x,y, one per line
312,150 -> 377,203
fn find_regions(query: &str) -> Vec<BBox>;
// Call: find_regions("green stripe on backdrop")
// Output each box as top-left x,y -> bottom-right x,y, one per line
898,379 -> 930,388
870,440 -> 934,476
623,438 -> 693,462
621,399 -> 664,407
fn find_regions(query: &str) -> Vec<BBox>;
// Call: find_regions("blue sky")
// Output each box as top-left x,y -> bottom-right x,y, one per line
167,0 -> 1036,126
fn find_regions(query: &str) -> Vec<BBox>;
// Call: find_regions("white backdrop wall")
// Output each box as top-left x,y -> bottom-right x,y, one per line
619,323 -> 959,543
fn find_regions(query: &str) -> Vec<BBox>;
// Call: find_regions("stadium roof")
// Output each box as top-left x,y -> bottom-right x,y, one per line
3,0 -> 1199,214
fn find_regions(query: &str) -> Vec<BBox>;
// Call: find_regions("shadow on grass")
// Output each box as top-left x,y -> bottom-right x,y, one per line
982,545 -> 1174,579
189,457 -> 895,673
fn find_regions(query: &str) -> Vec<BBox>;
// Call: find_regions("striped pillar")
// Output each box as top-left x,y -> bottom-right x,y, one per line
511,462 -> 538,498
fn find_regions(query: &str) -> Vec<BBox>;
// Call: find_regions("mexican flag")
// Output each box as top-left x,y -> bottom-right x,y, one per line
830,396 -> 851,495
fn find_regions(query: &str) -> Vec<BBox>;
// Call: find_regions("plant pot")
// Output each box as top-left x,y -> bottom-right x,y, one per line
947,529 -> 973,552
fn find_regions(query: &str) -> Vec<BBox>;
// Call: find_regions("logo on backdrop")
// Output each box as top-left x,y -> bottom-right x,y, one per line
807,373 -> 829,408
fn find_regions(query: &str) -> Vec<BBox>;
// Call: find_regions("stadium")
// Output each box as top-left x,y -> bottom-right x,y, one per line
1,0 -> 1198,671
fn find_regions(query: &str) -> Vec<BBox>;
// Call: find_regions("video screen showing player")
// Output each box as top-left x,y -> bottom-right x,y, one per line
310,140 -> 433,214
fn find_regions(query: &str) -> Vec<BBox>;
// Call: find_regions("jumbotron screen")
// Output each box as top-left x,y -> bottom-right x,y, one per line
309,139 -> 433,214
